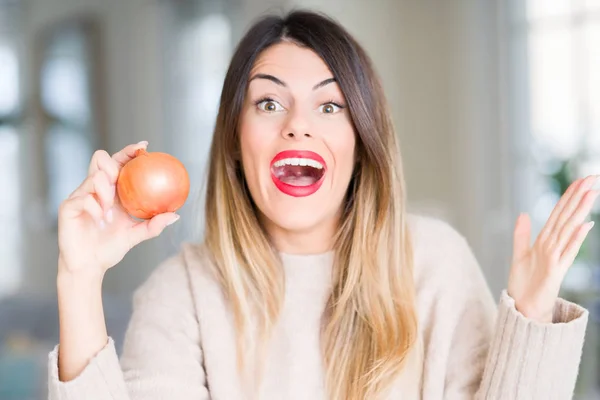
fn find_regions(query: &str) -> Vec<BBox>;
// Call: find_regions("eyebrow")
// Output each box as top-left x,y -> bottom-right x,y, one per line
312,77 -> 336,90
250,73 -> 286,87
249,74 -> 337,91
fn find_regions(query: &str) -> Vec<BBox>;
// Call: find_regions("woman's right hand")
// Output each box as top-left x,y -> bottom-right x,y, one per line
57,141 -> 180,278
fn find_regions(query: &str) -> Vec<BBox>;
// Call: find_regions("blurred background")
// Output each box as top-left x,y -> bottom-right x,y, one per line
0,0 -> 599,398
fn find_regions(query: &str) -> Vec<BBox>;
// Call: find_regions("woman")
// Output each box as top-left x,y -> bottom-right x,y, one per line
49,10 -> 593,400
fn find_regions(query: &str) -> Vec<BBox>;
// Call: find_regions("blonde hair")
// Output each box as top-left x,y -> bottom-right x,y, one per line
203,10 -> 420,399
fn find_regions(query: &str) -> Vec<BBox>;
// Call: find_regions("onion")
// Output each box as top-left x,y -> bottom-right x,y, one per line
116,149 -> 190,219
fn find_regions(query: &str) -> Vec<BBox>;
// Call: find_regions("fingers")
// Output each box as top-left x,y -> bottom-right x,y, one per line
60,194 -> 103,226
554,189 -> 600,251
538,177 -> 584,244
88,150 -> 120,183
126,213 -> 180,249
88,141 -> 148,181
543,175 -> 598,247
512,213 -> 531,264
69,170 -> 115,212
112,141 -> 148,167
560,221 -> 595,268
69,141 -> 148,210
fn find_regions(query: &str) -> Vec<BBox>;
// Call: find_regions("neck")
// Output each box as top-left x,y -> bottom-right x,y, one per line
262,217 -> 338,255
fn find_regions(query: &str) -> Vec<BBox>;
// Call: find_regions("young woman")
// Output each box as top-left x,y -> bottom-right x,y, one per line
49,10 -> 593,400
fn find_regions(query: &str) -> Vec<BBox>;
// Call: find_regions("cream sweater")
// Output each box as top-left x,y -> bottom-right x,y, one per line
47,214 -> 589,399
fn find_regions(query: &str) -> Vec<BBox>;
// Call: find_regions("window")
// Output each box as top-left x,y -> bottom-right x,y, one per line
0,4 -> 22,298
0,126 -> 21,297
38,20 -> 99,223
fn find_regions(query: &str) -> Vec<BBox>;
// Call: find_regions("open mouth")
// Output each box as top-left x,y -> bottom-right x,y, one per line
271,158 -> 325,186
270,150 -> 327,197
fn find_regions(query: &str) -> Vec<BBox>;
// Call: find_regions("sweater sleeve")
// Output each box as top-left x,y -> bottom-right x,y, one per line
442,236 -> 589,400
475,290 -> 588,399
47,254 -> 210,400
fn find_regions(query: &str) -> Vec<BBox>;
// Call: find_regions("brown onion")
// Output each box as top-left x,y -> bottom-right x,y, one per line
116,149 -> 190,219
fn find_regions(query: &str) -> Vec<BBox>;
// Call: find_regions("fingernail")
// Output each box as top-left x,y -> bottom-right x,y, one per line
167,215 -> 180,226
137,140 -> 148,147
589,221 -> 595,229
105,208 -> 114,223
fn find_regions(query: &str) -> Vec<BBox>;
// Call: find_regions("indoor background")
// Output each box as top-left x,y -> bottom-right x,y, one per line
0,0 -> 599,398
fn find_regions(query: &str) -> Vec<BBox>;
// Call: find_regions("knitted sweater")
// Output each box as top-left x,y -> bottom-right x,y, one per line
47,214 -> 588,399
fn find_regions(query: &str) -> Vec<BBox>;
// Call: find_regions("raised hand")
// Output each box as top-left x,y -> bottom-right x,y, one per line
508,175 -> 599,323
57,141 -> 180,277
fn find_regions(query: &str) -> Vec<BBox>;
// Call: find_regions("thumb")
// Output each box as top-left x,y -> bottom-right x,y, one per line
127,212 -> 180,249
512,213 -> 531,264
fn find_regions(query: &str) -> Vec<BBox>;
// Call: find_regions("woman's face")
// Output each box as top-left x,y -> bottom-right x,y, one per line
239,42 -> 356,252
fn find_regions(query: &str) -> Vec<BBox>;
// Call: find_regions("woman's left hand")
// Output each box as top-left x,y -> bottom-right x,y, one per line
508,175 -> 600,323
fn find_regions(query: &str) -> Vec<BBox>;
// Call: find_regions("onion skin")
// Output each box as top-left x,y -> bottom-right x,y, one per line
116,149 -> 190,219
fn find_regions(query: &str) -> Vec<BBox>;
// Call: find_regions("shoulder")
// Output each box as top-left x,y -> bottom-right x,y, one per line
406,213 -> 488,296
407,213 -> 497,335
407,213 -> 468,250
407,212 -> 475,273
132,242 -> 216,306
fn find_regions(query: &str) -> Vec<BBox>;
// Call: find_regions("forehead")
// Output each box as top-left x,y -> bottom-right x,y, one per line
250,42 -> 333,81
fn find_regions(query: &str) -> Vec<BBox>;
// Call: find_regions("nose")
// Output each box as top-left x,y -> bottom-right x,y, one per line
283,131 -> 311,139
280,109 -> 312,140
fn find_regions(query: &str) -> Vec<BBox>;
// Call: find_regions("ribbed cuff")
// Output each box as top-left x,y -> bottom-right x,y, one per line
478,290 -> 588,400
48,337 -> 127,400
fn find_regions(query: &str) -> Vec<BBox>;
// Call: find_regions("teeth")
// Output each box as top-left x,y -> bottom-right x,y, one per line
273,157 -> 324,169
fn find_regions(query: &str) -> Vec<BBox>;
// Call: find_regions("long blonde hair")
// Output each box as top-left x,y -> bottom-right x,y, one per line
204,10 -> 420,399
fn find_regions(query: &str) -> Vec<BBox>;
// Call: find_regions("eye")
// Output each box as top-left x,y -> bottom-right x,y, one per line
319,103 -> 342,114
257,99 -> 284,112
